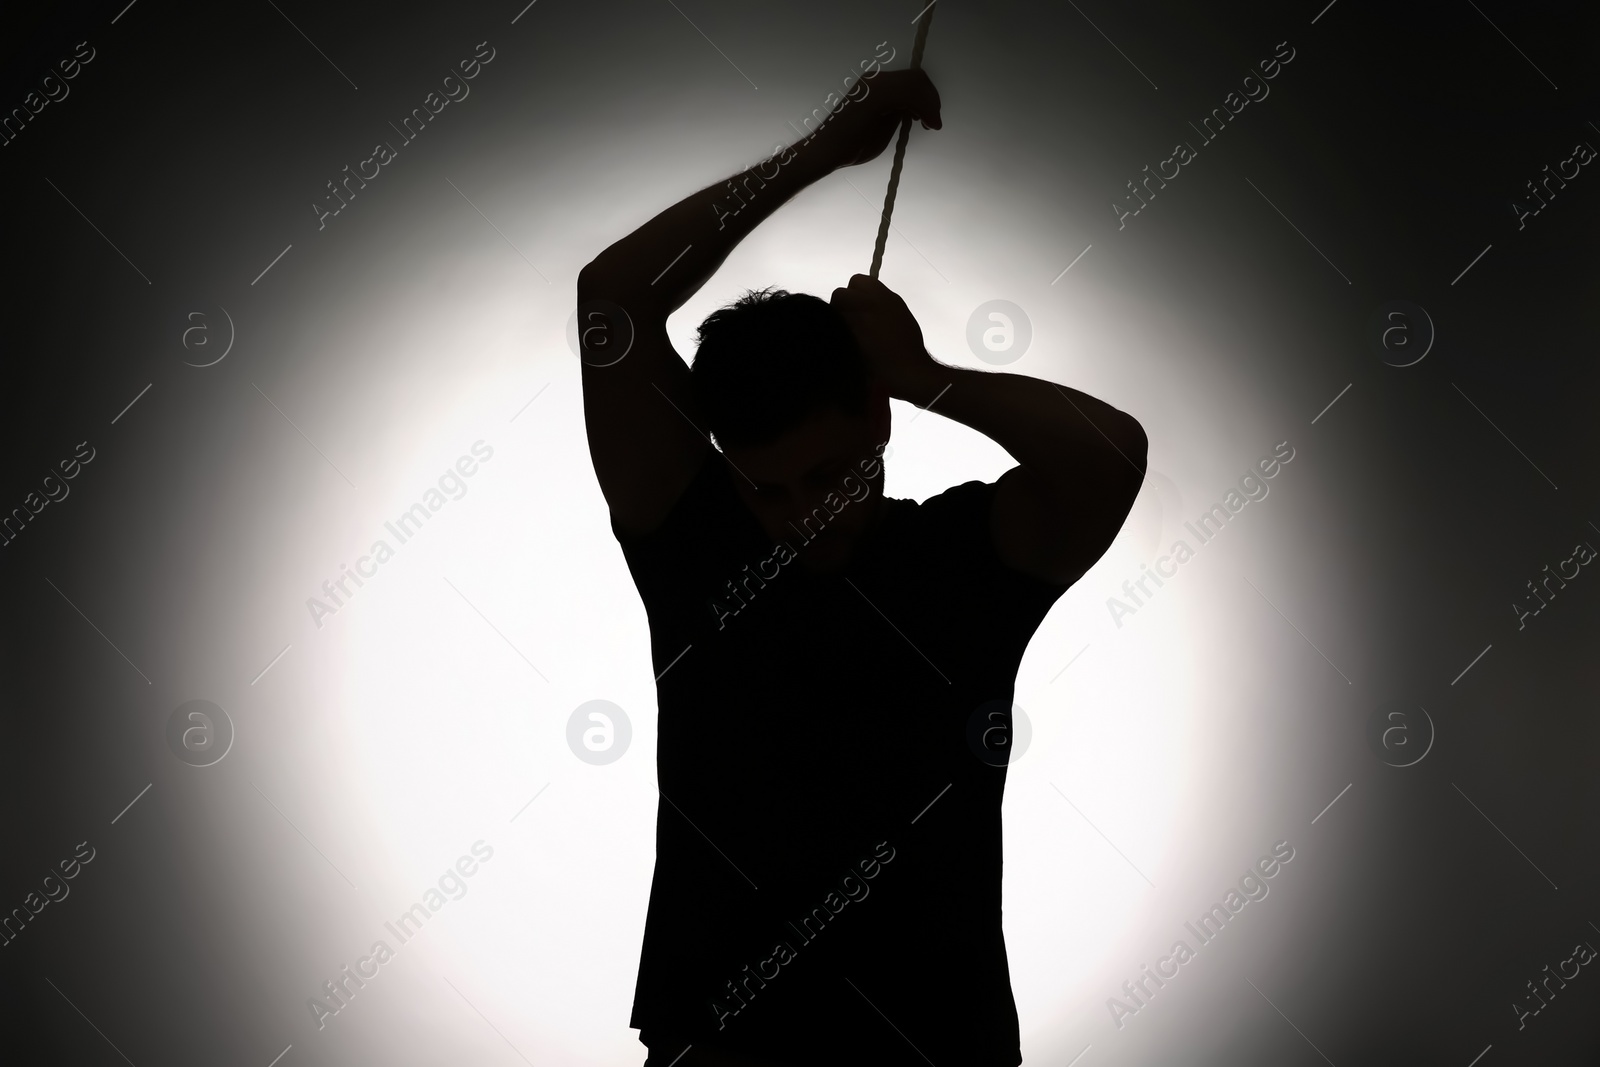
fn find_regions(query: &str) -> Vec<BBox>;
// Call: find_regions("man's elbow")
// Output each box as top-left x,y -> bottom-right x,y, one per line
577,260 -> 659,317
1116,412 -> 1149,495
1096,413 -> 1146,529
1122,413 -> 1148,475
578,252 -> 636,295
576,260 -> 610,297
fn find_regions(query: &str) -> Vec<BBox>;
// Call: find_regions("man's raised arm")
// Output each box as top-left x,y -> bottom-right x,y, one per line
576,69 -> 942,536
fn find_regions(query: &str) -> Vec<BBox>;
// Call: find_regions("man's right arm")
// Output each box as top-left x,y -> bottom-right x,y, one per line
575,69 -> 941,537
576,144 -> 840,538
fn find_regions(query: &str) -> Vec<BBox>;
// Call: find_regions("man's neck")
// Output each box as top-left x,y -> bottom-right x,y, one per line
802,489 -> 892,576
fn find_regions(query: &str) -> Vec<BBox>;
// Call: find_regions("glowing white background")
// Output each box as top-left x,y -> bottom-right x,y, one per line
247,19 -> 1328,1060
305,191 -> 1226,1062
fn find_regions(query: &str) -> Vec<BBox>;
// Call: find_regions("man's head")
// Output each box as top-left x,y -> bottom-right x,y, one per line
691,287 -> 891,571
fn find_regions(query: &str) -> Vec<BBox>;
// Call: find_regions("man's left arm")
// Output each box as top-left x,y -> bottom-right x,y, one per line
832,275 -> 1147,585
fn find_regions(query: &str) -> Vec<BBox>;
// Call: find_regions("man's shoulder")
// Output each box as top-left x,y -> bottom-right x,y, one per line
887,473 -> 1077,593
888,477 -> 998,536
910,477 -> 997,508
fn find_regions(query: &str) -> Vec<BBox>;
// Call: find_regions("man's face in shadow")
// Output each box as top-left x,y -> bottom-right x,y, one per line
722,391 -> 891,574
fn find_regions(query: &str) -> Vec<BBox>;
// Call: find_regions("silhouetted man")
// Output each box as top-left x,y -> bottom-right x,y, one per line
577,68 -> 1146,1067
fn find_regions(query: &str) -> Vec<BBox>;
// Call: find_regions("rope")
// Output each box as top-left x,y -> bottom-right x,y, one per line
868,3 -> 937,280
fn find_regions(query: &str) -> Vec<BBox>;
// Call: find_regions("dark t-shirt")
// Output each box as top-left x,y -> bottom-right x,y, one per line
613,450 -> 1071,1067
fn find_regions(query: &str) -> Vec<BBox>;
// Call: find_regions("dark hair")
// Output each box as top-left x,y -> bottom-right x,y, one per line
690,287 -> 870,450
